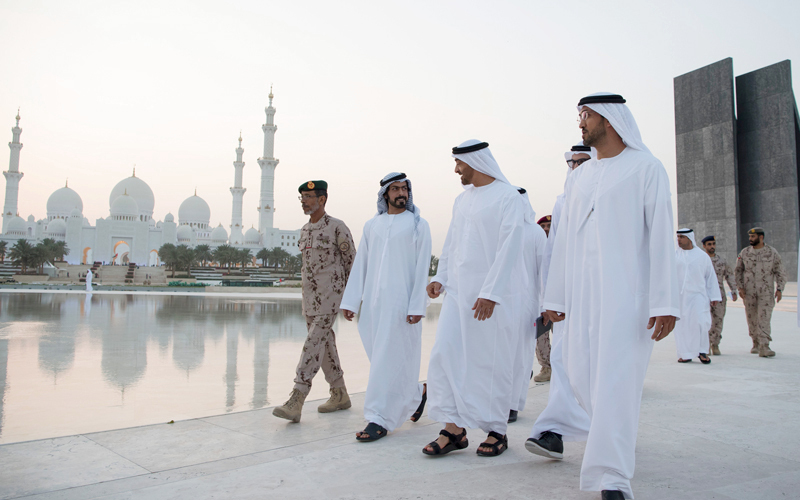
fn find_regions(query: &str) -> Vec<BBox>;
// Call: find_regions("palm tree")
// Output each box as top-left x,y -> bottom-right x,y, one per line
30,244 -> 48,274
213,244 -> 236,270
238,248 -> 253,274
175,244 -> 196,274
8,239 -> 34,274
429,255 -> 439,277
40,238 -> 70,263
286,254 -> 302,274
0,240 -> 7,263
194,244 -> 213,267
256,247 -> 270,268
159,243 -> 178,277
271,247 -> 291,270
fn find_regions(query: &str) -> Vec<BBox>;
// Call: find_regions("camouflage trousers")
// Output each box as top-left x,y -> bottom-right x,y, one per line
742,293 -> 773,346
536,332 -> 551,369
708,299 -> 727,348
293,314 -> 346,395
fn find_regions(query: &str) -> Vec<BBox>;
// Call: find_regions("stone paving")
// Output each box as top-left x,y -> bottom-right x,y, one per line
0,307 -> 798,499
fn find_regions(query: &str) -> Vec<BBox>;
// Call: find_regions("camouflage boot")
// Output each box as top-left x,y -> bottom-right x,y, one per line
272,389 -> 307,423
750,340 -> 759,354
711,345 -> 721,356
318,387 -> 351,413
758,344 -> 776,358
533,366 -> 551,383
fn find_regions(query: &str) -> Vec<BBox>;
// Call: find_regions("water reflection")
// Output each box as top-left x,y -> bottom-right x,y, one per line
0,292 -> 439,444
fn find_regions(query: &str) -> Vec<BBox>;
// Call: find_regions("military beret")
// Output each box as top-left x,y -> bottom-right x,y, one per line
298,180 -> 327,193
748,227 -> 765,236
701,235 -> 715,244
537,215 -> 552,225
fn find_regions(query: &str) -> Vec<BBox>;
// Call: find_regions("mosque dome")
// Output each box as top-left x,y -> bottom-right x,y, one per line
178,194 -> 211,228
5,216 -> 26,235
164,212 -> 175,223
46,218 -> 67,236
69,208 -> 82,219
177,224 -> 194,242
110,192 -> 140,220
47,186 -> 83,220
211,224 -> 228,243
109,173 -> 155,218
244,227 -> 261,244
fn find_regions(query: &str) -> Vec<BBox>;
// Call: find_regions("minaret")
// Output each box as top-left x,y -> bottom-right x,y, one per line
257,87 -> 279,243
3,110 -> 24,234
229,133 -> 246,245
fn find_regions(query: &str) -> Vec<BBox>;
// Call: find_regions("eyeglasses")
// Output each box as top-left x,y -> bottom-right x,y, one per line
566,158 -> 590,168
298,194 -> 318,201
577,110 -> 591,123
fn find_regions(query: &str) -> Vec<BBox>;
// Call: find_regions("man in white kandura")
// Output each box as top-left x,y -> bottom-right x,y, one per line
508,187 -> 547,424
529,93 -> 680,500
675,228 -> 721,364
526,143 -> 593,453
85,268 -> 93,292
423,139 -> 526,458
340,172 -> 432,442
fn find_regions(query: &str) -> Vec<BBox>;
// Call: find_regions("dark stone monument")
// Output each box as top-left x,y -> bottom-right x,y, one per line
675,58 -> 800,277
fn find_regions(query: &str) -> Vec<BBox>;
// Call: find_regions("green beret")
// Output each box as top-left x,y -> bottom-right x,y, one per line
748,227 -> 765,236
298,180 -> 327,193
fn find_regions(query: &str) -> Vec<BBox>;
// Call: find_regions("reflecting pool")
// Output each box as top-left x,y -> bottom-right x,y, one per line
0,292 -> 440,444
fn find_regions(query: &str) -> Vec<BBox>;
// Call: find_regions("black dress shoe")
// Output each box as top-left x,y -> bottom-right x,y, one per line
601,490 -> 625,500
524,430 -> 563,459
508,410 -> 518,423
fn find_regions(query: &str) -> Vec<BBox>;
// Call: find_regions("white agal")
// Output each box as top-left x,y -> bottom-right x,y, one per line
340,211 -> 432,432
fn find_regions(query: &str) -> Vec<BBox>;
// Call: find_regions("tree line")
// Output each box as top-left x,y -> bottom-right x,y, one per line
157,244 -> 302,277
3,238 -> 69,274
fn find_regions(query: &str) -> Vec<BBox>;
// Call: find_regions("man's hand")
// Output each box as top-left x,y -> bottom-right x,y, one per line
711,301 -> 720,307
543,310 -> 565,325
776,290 -> 782,303
427,282 -> 442,299
738,288 -> 746,300
731,292 -> 738,302
342,310 -> 356,321
472,298 -> 496,321
407,315 -> 422,324
647,315 -> 677,341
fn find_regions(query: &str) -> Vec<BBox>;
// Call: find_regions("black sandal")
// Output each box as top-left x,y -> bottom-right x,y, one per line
698,353 -> 711,364
678,358 -> 692,363
410,383 -> 427,422
476,431 -> 508,457
356,422 -> 387,442
422,428 -> 468,456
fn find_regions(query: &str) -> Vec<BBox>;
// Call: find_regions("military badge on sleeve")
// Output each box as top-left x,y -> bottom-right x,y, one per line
339,241 -> 350,253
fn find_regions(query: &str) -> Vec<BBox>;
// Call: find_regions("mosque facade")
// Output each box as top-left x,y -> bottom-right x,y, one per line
1,92 -> 300,266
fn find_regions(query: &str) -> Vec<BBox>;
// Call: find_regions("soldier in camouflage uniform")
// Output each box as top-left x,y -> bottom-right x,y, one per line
701,235 -> 737,355
273,180 -> 357,422
534,214 -> 553,382
734,227 -> 787,358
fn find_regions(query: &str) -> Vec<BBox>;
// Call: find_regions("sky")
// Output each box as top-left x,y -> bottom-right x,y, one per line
1,0 -> 799,254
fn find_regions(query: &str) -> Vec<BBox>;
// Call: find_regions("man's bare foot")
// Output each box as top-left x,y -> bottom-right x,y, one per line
423,423 -> 464,453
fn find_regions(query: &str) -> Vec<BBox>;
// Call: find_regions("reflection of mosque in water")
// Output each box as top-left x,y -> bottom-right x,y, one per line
0,293 -> 313,435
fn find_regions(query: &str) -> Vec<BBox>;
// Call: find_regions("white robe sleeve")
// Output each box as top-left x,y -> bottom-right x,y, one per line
543,181 -> 574,314
432,202 -> 457,288
408,219 -> 432,317
704,255 -> 722,302
479,193 -> 525,305
533,224 -> 547,314
644,162 -> 681,319
340,219 -> 371,313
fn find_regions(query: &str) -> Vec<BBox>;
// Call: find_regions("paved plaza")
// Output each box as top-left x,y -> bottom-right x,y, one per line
0,296 -> 798,499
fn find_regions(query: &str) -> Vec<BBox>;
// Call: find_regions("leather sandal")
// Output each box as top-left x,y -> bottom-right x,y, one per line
422,428 -> 468,456
410,383 -> 427,422
476,431 -> 508,457
356,422 -> 387,442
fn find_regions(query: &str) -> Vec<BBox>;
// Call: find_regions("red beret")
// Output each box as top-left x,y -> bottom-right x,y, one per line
537,215 -> 552,225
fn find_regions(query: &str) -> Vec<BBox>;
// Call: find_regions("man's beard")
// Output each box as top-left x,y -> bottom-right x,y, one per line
388,196 -> 407,209
707,248 -> 715,255
749,239 -> 759,247
303,201 -> 320,215
582,123 -> 606,148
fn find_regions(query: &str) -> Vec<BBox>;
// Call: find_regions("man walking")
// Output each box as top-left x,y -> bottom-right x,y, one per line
423,139 -> 526,458
674,229 -> 721,364
272,180 -> 356,422
530,93 -> 680,500
340,172 -> 432,441
735,227 -> 787,358
701,235 -> 737,355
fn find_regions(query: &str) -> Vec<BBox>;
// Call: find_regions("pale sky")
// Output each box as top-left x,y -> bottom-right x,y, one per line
2,0 -> 799,254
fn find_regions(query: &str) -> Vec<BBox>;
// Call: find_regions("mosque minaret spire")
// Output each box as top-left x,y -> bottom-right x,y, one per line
257,87 -> 279,244
3,110 -> 24,234
229,132 -> 246,245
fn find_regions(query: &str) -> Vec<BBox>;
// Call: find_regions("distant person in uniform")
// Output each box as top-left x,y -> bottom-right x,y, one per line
534,213 -> 554,382
537,215 -> 552,237
272,180 -> 357,422
701,235 -> 737,355
735,227 -> 787,358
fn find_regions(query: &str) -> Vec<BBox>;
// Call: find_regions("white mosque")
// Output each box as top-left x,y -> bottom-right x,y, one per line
1,91 -> 301,266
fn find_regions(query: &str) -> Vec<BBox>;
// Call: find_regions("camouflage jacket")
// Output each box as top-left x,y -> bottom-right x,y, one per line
734,244 -> 787,302
298,214 -> 356,316
710,254 -> 736,301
